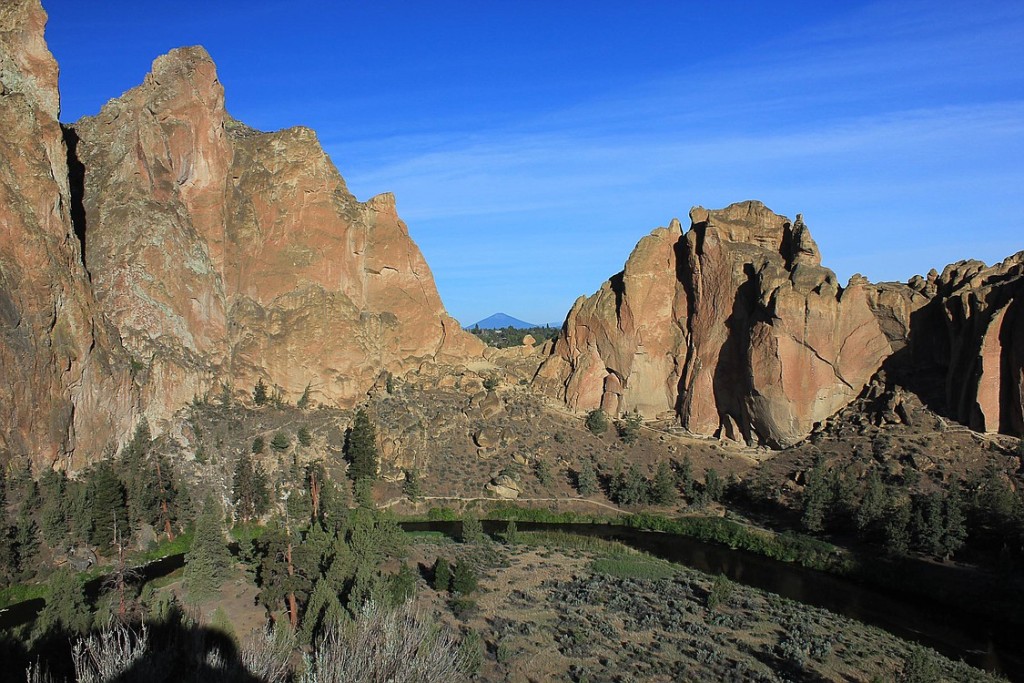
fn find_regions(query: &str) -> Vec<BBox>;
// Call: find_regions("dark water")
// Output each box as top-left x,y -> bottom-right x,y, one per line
406,520 -> 1024,680
3,522 -> 1021,679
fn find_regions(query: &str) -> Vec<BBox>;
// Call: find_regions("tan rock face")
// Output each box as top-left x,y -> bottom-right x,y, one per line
0,0 -> 137,469
0,11 -> 482,469
536,201 -> 891,447
70,45 -> 483,431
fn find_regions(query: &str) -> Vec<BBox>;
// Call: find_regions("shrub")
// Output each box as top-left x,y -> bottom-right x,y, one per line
585,409 -> 608,435
483,376 -> 499,391
706,574 -> 733,610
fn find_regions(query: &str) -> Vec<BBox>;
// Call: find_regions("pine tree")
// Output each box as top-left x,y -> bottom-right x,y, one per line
184,495 -> 233,603
252,435 -> 265,454
39,470 -> 69,548
884,498 -> 913,555
298,425 -> 313,447
346,409 -> 379,481
234,453 -> 270,522
618,411 -> 642,444
257,522 -> 317,627
297,383 -> 312,410
86,461 -> 129,550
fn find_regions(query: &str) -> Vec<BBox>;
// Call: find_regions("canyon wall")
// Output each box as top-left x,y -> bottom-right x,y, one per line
0,1 -> 482,470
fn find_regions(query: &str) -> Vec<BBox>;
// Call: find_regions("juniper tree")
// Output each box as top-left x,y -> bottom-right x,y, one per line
451,561 -> 478,595
855,470 -> 886,537
39,470 -> 69,547
572,460 -> 596,496
651,461 -> 678,505
433,557 -> 452,592
253,378 -> 268,406
585,409 -> 608,435
460,511 -> 484,544
403,468 -> 422,501
271,431 -> 290,452
298,425 -> 313,447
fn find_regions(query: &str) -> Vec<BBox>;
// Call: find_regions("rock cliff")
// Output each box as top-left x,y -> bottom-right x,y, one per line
536,201 -> 894,447
0,2 -> 482,469
867,253 -> 1024,436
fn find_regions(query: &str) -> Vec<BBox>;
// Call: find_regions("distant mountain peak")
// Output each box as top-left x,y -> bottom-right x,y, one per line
468,313 -> 537,329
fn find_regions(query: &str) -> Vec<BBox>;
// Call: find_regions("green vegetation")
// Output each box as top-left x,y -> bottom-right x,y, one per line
585,408 -> 609,435
253,377 -> 268,406
183,496 -> 232,602
617,410 -> 643,444
346,408 -> 379,481
270,430 -> 290,452
469,324 -> 559,348
591,556 -> 676,580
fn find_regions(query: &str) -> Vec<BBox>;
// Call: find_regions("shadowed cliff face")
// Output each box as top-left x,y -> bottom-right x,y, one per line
0,2 -> 482,469
535,201 -> 893,447
867,253 -> 1024,437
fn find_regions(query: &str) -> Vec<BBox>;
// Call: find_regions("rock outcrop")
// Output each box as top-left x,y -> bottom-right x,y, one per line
0,0 -> 137,469
0,2 -> 482,469
868,254 -> 1024,436
536,201 -> 892,447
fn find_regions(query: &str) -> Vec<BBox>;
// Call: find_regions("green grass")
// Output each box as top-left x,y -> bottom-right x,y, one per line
516,530 -> 635,555
0,582 -> 49,609
590,556 -> 677,580
133,530 -> 194,564
404,530 -> 450,542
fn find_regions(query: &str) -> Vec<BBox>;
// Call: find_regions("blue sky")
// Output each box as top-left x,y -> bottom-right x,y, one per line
42,1 -> 1024,326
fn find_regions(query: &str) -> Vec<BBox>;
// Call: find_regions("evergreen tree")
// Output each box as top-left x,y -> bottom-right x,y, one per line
855,470 -> 886,537
300,577 -> 345,645
651,461 -> 678,505
38,470 -> 68,546
298,425 -> 313,447
503,520 -> 520,545
184,495 -> 233,603
13,500 -> 39,576
402,468 -> 422,500
233,452 -> 270,522
253,378 -> 268,406
346,409 -> 379,481
271,431 -> 290,452
32,567 -> 91,641
884,498 -> 913,555
575,460 -> 598,496
800,462 -> 832,533
703,467 -> 725,503
940,491 -> 967,560
387,562 -> 417,605
460,511 -> 484,543
86,461 -> 129,550
618,411 -> 643,444
534,458 -> 553,486
433,557 -> 452,592
585,409 -> 608,435
677,455 -> 695,500
614,464 -> 650,506
257,522 -> 325,626
297,383 -> 312,410
252,435 -> 265,454
451,561 -> 478,595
